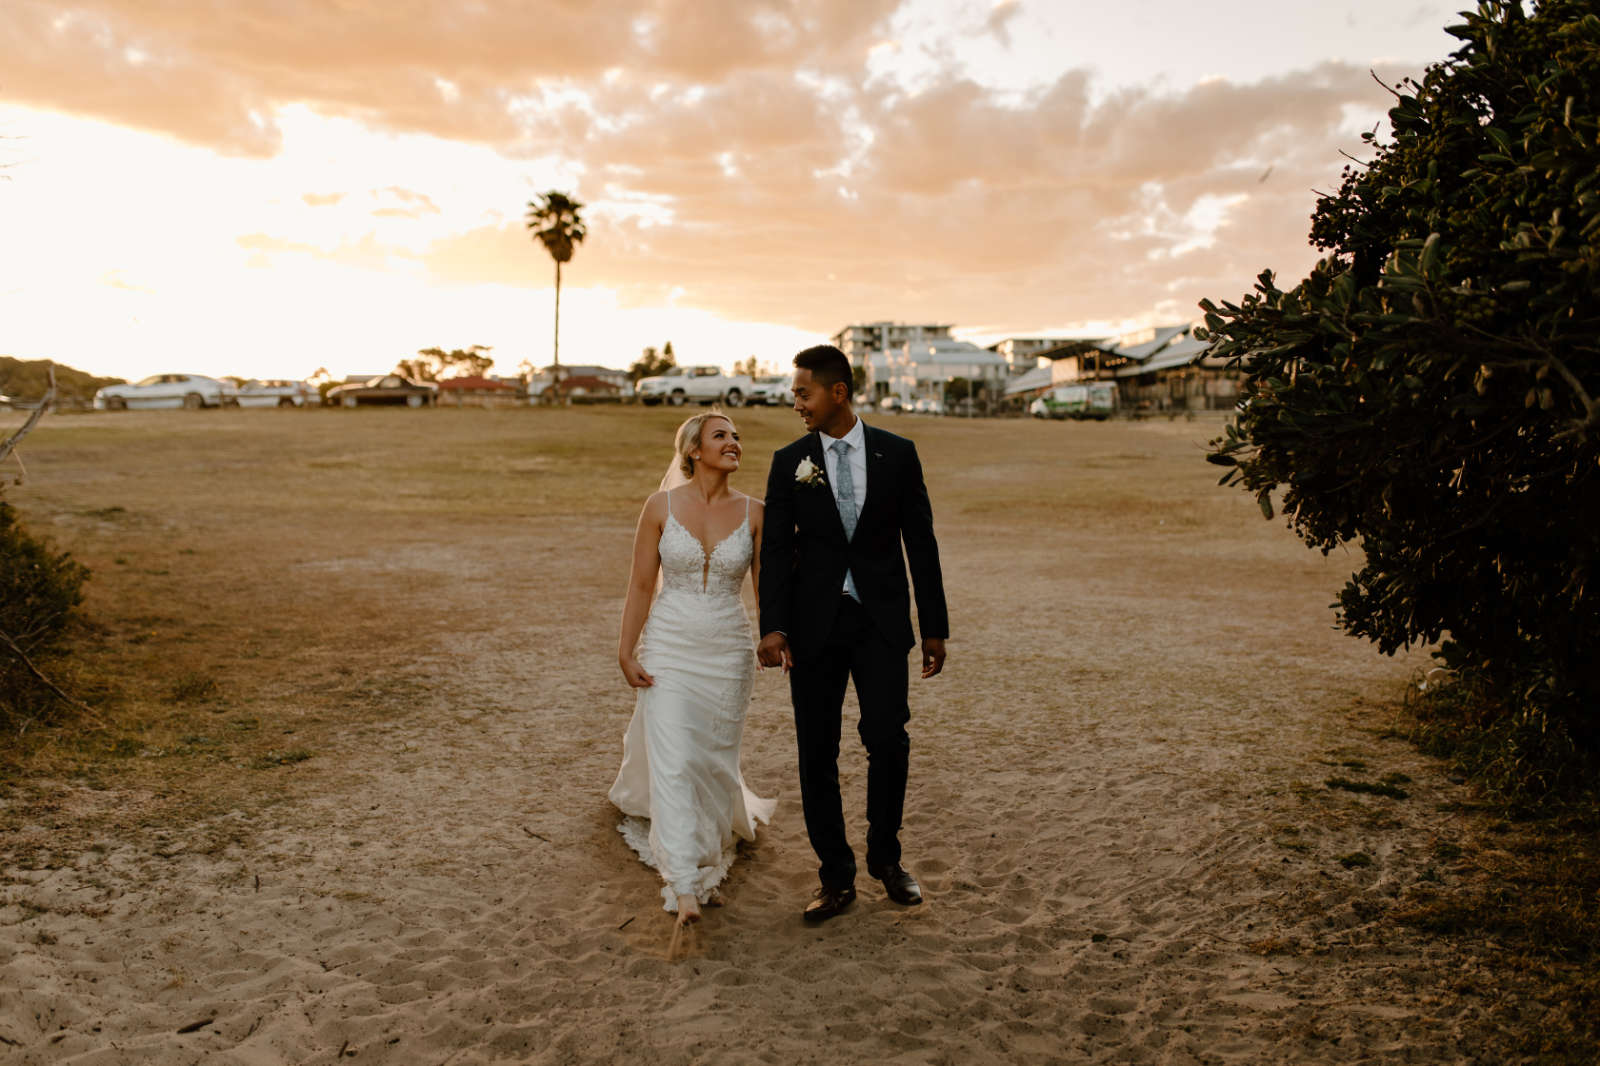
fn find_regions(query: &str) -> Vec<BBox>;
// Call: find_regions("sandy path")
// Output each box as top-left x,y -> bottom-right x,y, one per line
2,411 -> 1507,1063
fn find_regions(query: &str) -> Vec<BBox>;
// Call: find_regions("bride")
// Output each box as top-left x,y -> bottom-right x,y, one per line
610,410 -> 776,932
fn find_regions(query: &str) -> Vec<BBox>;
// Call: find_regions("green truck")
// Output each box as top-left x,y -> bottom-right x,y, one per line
1028,382 -> 1117,420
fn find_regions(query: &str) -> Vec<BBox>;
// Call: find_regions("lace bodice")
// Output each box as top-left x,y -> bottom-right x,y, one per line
658,495 -> 752,597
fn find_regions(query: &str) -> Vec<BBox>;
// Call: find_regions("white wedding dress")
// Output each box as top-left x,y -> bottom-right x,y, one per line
608,493 -> 776,912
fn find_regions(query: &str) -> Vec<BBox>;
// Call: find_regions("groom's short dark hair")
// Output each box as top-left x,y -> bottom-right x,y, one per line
793,345 -> 852,391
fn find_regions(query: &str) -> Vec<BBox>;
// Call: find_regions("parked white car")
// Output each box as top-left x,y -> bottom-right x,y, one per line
635,366 -> 754,407
94,374 -> 238,410
235,379 -> 320,408
747,375 -> 794,407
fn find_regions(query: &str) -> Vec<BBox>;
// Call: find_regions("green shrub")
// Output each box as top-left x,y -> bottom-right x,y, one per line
1203,0 -> 1600,789
0,500 -> 90,729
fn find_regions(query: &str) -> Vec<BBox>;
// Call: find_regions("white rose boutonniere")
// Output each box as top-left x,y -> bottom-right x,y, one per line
794,457 -> 825,486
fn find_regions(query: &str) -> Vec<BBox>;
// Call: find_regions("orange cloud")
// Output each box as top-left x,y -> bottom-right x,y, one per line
421,61 -> 1404,331
2,0 -> 898,152
2,0 -> 1421,335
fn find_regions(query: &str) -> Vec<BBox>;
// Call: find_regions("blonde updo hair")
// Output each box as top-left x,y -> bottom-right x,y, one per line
673,407 -> 735,479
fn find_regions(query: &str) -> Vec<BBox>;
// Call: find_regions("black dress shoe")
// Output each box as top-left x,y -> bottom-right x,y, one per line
868,863 -> 922,906
803,883 -> 856,923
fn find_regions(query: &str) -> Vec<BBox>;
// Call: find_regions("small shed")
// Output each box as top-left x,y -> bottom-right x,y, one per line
437,375 -> 520,408
555,375 -> 624,401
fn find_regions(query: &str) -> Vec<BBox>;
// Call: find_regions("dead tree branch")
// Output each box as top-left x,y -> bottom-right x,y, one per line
0,627 -> 104,729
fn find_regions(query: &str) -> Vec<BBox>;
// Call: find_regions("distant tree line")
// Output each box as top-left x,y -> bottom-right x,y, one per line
1,356 -> 123,406
629,341 -> 675,383
395,345 -> 495,382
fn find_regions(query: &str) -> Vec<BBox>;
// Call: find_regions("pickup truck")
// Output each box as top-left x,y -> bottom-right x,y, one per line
635,366 -> 754,407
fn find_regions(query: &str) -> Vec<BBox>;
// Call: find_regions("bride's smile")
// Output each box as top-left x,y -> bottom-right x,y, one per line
692,420 -> 742,472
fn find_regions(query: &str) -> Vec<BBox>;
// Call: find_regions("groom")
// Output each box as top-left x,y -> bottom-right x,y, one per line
758,344 -> 949,923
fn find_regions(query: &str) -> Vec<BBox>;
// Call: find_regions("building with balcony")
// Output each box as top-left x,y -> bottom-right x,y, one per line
831,322 -> 954,372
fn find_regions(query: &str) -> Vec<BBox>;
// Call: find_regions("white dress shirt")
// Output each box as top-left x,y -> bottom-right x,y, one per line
818,416 -> 868,600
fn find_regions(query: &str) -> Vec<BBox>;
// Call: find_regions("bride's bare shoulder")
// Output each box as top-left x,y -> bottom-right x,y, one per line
641,489 -> 671,522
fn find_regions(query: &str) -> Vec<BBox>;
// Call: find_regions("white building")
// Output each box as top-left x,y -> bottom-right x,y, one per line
988,337 -> 1073,374
881,338 -> 1007,405
832,322 -> 953,372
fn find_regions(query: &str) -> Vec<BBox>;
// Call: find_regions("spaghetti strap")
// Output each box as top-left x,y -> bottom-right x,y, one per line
743,494 -> 750,523
665,487 -> 673,518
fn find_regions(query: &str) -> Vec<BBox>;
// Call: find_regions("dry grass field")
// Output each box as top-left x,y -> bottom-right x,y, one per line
0,405 -> 1576,1063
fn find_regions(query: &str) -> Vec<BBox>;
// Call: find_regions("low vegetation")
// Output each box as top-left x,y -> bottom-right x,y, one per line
0,501 -> 90,737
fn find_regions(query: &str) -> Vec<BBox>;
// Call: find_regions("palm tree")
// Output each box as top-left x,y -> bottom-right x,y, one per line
524,191 -> 587,401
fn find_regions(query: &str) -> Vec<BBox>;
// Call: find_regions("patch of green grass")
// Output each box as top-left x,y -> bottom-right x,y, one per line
1326,775 -> 1410,800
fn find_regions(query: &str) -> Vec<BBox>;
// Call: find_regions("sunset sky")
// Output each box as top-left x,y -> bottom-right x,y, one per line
2,1 -> 1470,383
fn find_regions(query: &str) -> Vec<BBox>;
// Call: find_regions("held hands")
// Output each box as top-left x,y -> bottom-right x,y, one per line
756,632 -> 793,672
619,653 -> 655,689
757,633 -> 941,676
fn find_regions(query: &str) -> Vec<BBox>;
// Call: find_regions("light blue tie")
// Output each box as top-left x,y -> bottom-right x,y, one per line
830,439 -> 857,539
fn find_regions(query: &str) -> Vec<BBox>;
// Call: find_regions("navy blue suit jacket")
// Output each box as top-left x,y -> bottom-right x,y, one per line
759,423 -> 948,660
